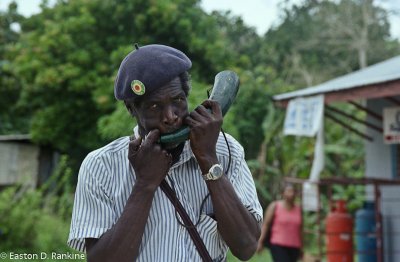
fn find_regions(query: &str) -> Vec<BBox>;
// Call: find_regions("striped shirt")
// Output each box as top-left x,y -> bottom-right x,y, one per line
67,132 -> 263,261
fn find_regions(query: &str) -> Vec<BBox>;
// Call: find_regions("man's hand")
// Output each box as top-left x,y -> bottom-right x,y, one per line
128,129 -> 172,189
184,100 -> 223,173
86,129 -> 170,262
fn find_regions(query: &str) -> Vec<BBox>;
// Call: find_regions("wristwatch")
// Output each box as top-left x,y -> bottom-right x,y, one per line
202,164 -> 224,181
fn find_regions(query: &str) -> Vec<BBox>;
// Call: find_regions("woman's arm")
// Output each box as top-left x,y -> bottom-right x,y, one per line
256,201 -> 276,253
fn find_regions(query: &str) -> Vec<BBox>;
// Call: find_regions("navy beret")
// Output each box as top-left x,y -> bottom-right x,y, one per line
114,44 -> 192,100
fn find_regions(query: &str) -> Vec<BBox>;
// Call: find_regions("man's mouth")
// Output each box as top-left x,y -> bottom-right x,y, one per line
163,127 -> 180,134
158,125 -> 188,149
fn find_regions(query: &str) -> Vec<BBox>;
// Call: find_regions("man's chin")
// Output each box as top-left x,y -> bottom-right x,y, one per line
163,142 -> 182,150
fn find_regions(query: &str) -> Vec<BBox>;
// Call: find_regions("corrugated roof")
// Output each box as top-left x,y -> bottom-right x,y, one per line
273,55 -> 400,101
0,134 -> 31,141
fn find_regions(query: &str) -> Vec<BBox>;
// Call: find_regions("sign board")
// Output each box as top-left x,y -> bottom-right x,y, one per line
383,107 -> 400,144
283,95 -> 325,182
283,95 -> 324,137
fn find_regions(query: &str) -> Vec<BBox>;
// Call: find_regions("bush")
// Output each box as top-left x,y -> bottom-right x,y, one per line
0,155 -> 84,261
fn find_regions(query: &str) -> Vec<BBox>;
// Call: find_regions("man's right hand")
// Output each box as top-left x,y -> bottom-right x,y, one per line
87,129 -> 171,262
128,129 -> 172,190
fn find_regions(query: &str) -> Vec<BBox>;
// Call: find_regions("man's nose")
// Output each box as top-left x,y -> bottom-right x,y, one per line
163,106 -> 178,126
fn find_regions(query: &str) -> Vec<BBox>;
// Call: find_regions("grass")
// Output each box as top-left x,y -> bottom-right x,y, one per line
227,249 -> 272,262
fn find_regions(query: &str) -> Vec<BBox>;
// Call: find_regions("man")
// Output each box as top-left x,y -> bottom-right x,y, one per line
68,44 -> 262,262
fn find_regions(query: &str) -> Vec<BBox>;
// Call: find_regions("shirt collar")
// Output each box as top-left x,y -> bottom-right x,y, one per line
133,125 -> 140,138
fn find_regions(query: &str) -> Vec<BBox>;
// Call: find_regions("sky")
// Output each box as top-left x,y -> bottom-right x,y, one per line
200,0 -> 287,35
0,0 -> 399,38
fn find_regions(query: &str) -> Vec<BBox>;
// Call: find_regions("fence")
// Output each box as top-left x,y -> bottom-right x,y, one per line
284,176 -> 400,262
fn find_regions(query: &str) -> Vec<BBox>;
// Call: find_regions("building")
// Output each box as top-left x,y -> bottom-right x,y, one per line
273,55 -> 400,262
0,134 -> 58,188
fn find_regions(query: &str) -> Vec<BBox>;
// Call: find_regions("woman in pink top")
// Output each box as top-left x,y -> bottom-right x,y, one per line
257,183 -> 302,262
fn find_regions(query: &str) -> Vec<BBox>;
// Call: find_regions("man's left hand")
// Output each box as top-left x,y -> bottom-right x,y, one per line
184,100 -> 222,173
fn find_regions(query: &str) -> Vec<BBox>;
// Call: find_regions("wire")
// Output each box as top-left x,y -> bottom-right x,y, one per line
169,176 -> 209,228
221,128 -> 231,174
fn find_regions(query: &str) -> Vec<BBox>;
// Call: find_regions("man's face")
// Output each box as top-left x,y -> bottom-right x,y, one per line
127,77 -> 189,137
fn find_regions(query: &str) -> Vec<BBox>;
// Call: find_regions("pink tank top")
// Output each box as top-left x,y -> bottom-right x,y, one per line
270,201 -> 302,248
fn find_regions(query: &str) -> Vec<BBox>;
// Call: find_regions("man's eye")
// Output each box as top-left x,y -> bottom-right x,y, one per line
175,97 -> 184,102
150,104 -> 158,109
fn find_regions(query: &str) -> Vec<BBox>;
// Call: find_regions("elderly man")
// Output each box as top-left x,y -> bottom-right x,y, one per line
68,44 -> 262,262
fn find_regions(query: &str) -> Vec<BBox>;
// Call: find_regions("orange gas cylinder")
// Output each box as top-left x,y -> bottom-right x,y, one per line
326,200 -> 353,262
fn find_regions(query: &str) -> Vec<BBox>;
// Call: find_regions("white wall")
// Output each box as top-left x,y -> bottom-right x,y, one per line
365,98 -> 392,179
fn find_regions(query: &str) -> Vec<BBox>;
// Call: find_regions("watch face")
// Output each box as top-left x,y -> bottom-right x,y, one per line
210,164 -> 223,179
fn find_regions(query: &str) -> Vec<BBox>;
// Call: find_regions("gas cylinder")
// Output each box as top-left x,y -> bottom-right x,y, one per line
326,200 -> 353,262
355,201 -> 377,262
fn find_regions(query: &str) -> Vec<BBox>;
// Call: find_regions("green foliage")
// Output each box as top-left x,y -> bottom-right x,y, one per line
263,0 -> 399,88
330,185 -> 365,212
249,99 -> 367,209
4,0 -> 246,160
97,102 -> 135,140
0,155 -> 80,257
230,75 -> 271,159
0,2 -> 28,134
9,0 -> 114,156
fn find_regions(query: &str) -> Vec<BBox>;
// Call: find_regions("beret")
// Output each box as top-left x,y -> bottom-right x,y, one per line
114,44 -> 192,100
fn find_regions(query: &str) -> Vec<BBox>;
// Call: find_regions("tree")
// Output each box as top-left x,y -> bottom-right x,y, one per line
263,0 -> 400,88
310,0 -> 396,69
7,0 -> 243,165
0,1 -> 27,134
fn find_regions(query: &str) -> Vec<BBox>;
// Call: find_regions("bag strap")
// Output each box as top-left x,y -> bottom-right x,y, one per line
159,179 -> 213,262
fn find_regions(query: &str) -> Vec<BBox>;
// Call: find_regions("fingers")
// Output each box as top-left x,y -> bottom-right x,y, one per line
185,113 -> 204,127
202,100 -> 222,118
163,150 -> 173,164
190,108 -> 208,123
195,104 -> 211,116
190,100 -> 220,120
185,100 -> 222,127
129,137 -> 142,152
184,116 -> 195,126
142,129 -> 160,147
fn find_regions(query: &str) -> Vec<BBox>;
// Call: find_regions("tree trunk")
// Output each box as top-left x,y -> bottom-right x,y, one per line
256,140 -> 267,178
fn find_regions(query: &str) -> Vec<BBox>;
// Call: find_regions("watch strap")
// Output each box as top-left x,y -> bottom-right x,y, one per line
202,164 -> 223,181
